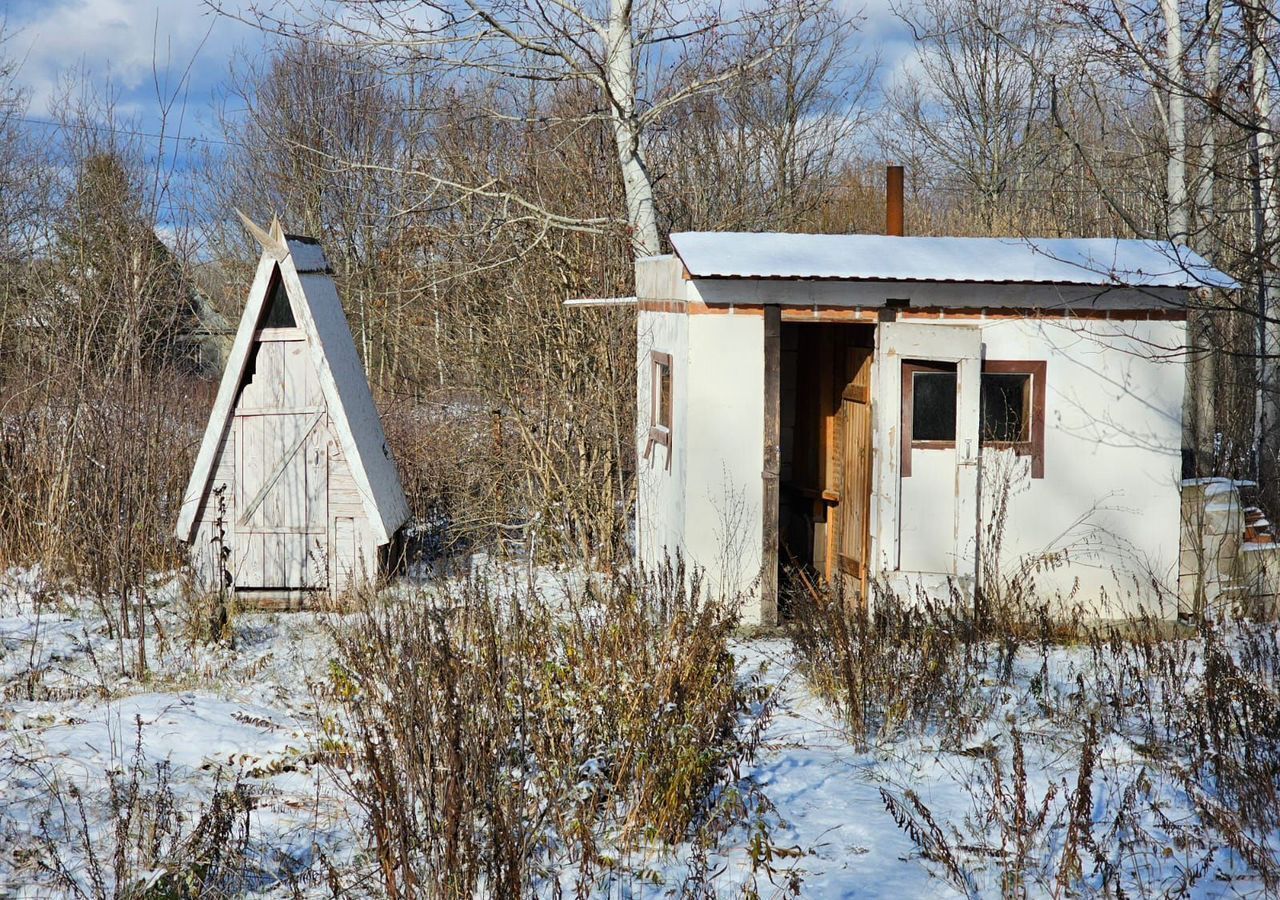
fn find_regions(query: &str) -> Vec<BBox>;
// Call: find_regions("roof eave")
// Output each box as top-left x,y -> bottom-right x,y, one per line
683,273 -> 1233,291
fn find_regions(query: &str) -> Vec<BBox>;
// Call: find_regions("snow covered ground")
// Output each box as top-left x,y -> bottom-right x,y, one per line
2,565 -> 1277,897
0,567 -> 350,896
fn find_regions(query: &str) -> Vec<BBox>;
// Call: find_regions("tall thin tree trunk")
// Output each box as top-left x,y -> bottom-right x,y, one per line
1185,0 -> 1222,474
1251,6 -> 1280,482
605,0 -> 660,257
1163,0 -> 1187,240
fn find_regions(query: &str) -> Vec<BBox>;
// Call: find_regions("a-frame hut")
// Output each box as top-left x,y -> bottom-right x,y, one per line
176,217 -> 409,605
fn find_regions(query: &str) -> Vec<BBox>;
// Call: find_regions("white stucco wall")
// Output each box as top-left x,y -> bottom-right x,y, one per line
873,317 -> 1185,617
970,318 -> 1186,617
636,307 -> 688,572
684,310 -> 766,617
635,262 -> 767,619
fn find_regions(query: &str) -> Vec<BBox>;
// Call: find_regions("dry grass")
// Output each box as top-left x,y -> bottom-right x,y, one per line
318,563 -> 760,897
19,720 -> 256,899
787,571 -> 1280,895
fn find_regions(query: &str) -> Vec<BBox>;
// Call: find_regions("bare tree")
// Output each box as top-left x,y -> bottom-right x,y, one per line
885,0 -> 1065,230
952,0 -> 1278,480
1163,0 -> 1188,239
208,40 -> 431,387
220,0 -> 826,256
1246,2 -> 1280,478
652,0 -> 877,233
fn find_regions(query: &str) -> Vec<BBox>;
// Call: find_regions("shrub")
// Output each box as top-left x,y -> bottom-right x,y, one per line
322,562 -> 750,897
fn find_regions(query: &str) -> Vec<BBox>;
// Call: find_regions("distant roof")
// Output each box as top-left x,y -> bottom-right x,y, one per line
669,233 -> 1238,290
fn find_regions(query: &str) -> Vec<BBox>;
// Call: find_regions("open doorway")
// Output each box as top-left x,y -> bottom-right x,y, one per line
779,322 -> 875,610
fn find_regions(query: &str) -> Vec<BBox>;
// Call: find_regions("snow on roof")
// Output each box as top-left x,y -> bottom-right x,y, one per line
285,234 -> 330,273
669,233 -> 1238,290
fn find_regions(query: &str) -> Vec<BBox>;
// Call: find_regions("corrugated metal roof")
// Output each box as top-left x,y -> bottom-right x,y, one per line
669,232 -> 1238,290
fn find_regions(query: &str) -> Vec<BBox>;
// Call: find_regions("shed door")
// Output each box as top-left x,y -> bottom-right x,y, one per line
877,322 -> 982,581
835,346 -> 873,603
232,337 -> 329,589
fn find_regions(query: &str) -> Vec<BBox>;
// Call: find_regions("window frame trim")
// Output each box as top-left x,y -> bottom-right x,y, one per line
981,359 -> 1047,478
899,358 -> 1047,479
646,350 -> 674,469
901,360 -> 958,477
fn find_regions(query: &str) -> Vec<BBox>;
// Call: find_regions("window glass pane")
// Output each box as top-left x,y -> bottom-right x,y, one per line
911,370 -> 956,441
263,279 -> 296,328
981,373 -> 1030,442
657,362 -> 672,428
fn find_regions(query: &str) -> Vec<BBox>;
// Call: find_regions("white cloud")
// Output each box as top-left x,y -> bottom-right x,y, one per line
6,0 -> 260,118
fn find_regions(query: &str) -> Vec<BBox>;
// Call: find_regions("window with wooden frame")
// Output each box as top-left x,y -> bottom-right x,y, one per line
980,360 -> 1046,478
900,361 -> 957,476
900,359 -> 1047,478
646,351 -> 673,468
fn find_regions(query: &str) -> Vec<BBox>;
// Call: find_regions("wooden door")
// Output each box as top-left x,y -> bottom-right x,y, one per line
232,337 -> 329,589
835,346 -> 873,603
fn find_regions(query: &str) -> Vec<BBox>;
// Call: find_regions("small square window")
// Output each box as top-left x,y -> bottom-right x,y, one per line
900,361 -> 958,478
981,361 -> 1046,478
647,351 -> 673,469
911,369 -> 957,442
656,360 -> 672,430
981,373 -> 1030,443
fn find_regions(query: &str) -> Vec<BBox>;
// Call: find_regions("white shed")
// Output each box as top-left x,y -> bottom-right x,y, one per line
176,219 -> 409,605
635,183 -> 1237,626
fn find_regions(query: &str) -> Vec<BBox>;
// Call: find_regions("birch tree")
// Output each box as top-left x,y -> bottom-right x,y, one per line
967,0 -> 1278,477
1184,0 -> 1222,472
1163,0 -> 1188,240
1248,2 -> 1280,475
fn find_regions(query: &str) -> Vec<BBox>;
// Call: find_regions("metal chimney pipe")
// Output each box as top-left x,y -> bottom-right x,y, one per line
886,165 -> 904,236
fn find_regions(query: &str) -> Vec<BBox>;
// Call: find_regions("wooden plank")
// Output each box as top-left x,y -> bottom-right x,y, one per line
285,533 -> 307,587
306,422 -> 328,530
234,407 -> 324,417
278,415 -> 308,528
199,428 -> 237,525
263,341 -> 286,409
262,415 -> 283,527
257,326 -> 304,342
214,427 -> 235,482
238,410 -> 325,527
824,332 -> 843,580
304,533 -> 326,588
241,416 -> 264,524
334,517 -> 357,589
283,341 -> 308,407
239,532 -> 263,586
304,344 -> 324,409
263,532 -> 284,586
838,346 -> 874,607
328,439 -> 365,517
761,304 -> 781,627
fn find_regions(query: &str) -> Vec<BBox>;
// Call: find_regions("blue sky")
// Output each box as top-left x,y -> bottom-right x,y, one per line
5,0 -> 258,137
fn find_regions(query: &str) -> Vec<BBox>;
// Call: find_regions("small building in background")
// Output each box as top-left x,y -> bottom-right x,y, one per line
634,170 -> 1238,626
176,219 -> 409,606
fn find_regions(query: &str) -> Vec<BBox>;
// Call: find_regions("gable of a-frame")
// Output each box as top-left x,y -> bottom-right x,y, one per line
276,243 -> 410,544
177,237 -> 409,547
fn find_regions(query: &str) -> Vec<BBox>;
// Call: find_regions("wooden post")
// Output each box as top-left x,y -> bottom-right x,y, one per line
761,304 -> 781,626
